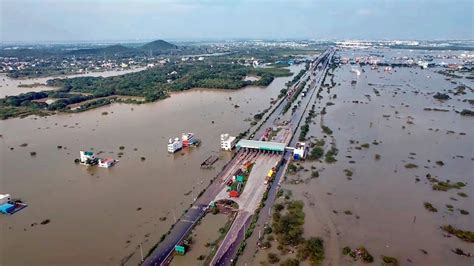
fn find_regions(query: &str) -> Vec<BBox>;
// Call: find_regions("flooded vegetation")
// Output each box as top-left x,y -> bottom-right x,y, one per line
254,48 -> 473,266
0,64 -> 304,266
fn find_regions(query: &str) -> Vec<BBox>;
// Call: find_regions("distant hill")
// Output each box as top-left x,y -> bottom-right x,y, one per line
0,40 -> 178,58
141,40 -> 178,52
68,44 -> 133,56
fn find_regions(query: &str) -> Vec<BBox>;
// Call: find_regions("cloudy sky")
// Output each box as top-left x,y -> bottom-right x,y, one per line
1,0 -> 472,42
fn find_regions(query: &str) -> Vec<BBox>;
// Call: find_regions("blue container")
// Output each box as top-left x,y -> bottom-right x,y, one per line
293,154 -> 301,160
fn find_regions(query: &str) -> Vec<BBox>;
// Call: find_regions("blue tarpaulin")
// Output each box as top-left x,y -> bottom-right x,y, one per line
0,203 -> 15,214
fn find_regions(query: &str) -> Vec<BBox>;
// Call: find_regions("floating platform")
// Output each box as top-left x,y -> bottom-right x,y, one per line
201,155 -> 219,169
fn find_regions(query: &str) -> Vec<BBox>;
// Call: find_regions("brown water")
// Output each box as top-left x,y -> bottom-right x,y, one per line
0,64 -> 303,266
253,58 -> 473,265
172,213 -> 229,266
0,67 -> 147,97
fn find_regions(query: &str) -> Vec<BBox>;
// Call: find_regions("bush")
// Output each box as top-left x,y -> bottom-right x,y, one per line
308,147 -> 324,160
321,125 -> 333,135
381,255 -> 398,265
297,237 -> 324,265
268,253 -> 280,264
342,246 -> 351,255
280,258 -> 299,266
423,202 -> 438,212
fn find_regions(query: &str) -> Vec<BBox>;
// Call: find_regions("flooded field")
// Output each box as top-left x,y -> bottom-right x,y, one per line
172,213 -> 229,266
0,67 -> 147,97
0,64 -> 303,266
253,51 -> 473,265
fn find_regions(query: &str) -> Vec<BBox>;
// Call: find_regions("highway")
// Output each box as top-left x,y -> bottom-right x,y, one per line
142,151 -> 257,266
209,48 -> 334,266
142,48 -> 333,266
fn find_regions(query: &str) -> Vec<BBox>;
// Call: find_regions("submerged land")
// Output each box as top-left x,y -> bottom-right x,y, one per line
0,39 -> 473,266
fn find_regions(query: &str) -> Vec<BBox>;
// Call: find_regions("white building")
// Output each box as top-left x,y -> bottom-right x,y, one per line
168,138 -> 183,153
221,134 -> 237,151
98,158 -> 116,168
0,194 -> 11,205
80,151 -> 95,163
293,142 -> 306,160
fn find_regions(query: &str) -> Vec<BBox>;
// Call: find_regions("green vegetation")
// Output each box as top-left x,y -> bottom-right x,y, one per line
431,180 -> 466,191
325,146 -> 338,163
1,60 -> 291,119
297,237 -> 325,266
457,192 -> 468,197
314,139 -> 325,146
271,200 -> 325,265
343,246 -> 374,263
342,247 -> 351,255
273,201 -> 305,245
459,209 -> 469,215
440,225 -> 474,242
268,253 -> 280,264
321,125 -> 333,135
360,143 -> 370,149
280,258 -> 300,266
308,147 -> 324,160
382,255 -> 399,265
343,169 -> 353,177
299,124 -> 309,141
404,163 -> 418,169
423,202 -> 438,212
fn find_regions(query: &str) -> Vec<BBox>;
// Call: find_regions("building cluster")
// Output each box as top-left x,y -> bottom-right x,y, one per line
0,55 -> 170,75
336,52 -> 473,69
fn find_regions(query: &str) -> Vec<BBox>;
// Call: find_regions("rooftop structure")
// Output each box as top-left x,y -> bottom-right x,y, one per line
236,139 -> 286,152
0,194 -> 11,205
220,134 -> 237,151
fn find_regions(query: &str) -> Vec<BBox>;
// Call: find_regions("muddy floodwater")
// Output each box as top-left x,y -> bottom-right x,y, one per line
0,67 -> 147,97
254,51 -> 473,265
0,64 -> 303,266
172,213 -> 229,266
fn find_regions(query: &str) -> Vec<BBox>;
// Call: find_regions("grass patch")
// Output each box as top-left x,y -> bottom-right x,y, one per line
382,255 -> 399,265
321,125 -> 333,135
423,202 -> 438,212
404,163 -> 418,169
343,169 -> 353,177
441,225 -> 474,242
325,146 -> 338,163
360,143 -> 370,149
432,180 -> 466,191
308,147 -> 324,160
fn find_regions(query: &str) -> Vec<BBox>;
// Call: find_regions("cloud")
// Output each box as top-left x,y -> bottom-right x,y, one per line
356,8 -> 375,16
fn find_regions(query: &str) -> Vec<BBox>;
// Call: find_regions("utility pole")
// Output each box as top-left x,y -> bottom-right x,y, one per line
172,208 -> 177,223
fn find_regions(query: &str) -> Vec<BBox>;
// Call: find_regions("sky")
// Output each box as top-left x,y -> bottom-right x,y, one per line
1,0 -> 473,43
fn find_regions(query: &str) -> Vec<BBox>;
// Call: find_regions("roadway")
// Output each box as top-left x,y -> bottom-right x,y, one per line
142,151 -> 257,266
212,48 -> 334,266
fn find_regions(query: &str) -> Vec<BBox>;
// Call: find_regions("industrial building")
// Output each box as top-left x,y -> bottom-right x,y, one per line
220,134 -> 237,151
236,139 -> 286,153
